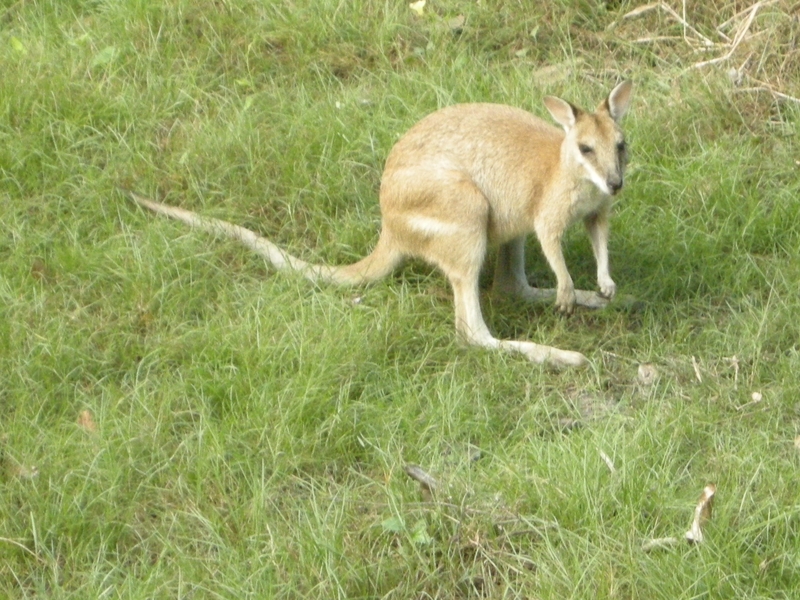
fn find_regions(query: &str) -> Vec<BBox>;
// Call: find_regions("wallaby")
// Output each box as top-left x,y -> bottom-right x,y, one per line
127,80 -> 633,368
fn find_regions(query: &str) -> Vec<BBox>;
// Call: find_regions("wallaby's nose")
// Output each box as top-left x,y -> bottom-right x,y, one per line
608,179 -> 623,195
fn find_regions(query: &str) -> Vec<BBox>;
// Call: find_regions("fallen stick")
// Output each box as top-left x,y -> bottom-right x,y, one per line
403,464 -> 438,492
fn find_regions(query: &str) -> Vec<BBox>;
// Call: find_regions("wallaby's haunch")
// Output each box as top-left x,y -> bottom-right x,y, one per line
128,81 -> 633,368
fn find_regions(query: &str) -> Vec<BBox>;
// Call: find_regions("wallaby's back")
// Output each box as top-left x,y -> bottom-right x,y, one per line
381,103 -> 565,245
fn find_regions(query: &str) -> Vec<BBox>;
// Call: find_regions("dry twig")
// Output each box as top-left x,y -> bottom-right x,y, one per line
622,2 -> 717,47
734,85 -> 800,104
403,464 -> 438,492
724,355 -> 740,390
716,0 -> 778,32
642,536 -> 681,552
617,1 -> 796,102
691,1 -> 764,69
691,356 -> 703,384
633,35 -> 683,44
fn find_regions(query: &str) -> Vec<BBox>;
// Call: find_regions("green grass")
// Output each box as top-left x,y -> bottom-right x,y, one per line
2,0 -> 800,597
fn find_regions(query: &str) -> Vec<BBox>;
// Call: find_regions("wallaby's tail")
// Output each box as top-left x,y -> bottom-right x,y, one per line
123,190 -> 403,286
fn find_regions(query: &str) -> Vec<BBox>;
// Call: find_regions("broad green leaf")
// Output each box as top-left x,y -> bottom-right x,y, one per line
91,45 -> 118,68
380,516 -> 405,533
10,36 -> 27,55
411,520 -> 432,546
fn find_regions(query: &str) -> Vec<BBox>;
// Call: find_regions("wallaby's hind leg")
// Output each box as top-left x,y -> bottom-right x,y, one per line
450,273 -> 588,368
492,236 -> 550,301
396,178 -> 588,369
492,236 -> 611,309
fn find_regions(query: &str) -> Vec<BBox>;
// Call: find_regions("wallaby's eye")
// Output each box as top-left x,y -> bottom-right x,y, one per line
617,141 -> 626,153
578,144 -> 593,155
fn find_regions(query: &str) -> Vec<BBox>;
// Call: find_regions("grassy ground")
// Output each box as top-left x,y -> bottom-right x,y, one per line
2,0 -> 800,597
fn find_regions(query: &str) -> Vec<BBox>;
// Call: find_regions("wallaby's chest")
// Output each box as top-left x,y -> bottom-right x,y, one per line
569,181 -> 611,222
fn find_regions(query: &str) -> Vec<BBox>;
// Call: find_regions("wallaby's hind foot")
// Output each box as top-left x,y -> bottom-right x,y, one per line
493,283 -> 613,309
450,273 -> 589,369
500,340 -> 589,368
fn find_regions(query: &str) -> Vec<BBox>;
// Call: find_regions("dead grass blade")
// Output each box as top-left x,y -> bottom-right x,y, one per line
691,2 -> 764,69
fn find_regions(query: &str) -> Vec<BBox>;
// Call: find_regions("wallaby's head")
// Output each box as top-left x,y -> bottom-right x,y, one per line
543,81 -> 633,196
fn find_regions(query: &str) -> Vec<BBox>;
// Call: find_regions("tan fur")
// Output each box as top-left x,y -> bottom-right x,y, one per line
127,81 -> 633,368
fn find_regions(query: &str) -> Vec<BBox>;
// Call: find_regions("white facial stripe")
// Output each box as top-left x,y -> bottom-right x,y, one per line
574,147 -> 612,195
407,216 -> 461,236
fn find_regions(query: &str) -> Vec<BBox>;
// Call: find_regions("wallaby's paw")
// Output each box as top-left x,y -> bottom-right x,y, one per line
598,277 -> 616,299
555,287 -> 577,314
556,282 -> 577,315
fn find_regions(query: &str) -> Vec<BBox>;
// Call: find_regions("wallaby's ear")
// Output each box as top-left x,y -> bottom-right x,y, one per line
544,96 -> 579,131
602,80 -> 633,122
